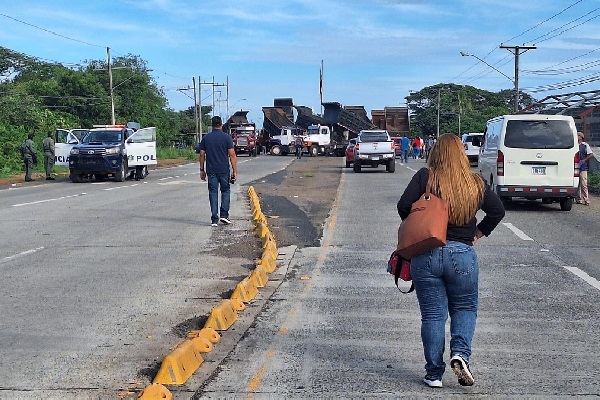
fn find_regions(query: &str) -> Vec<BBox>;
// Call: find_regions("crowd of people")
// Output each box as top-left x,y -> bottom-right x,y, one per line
398,135 -> 436,162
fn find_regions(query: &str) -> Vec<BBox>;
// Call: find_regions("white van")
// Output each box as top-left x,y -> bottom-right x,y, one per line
478,114 -> 579,211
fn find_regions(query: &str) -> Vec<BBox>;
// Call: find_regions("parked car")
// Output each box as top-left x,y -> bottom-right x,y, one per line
462,132 -> 484,163
345,138 -> 357,168
392,137 -> 402,158
478,115 -> 579,211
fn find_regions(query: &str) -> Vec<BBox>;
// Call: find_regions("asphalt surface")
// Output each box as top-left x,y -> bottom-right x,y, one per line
2,155 -> 600,398
195,157 -> 600,398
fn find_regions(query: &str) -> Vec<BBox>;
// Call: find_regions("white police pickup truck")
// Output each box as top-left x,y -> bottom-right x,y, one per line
352,129 -> 396,173
55,123 -> 157,183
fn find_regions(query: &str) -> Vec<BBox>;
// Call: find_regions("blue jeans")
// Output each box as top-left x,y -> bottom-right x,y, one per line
401,150 -> 409,162
207,173 -> 231,224
410,241 -> 479,379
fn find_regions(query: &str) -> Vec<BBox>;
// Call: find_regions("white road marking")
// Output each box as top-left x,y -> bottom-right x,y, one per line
103,184 -> 139,191
503,222 -> 534,241
563,266 -> 600,291
1,247 -> 45,263
12,193 -> 87,207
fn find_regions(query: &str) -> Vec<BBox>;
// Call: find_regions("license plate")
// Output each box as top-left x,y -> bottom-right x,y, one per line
371,156 -> 380,161
532,167 -> 546,175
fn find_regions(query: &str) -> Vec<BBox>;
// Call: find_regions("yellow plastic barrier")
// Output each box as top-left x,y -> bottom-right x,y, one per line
263,240 -> 278,259
187,327 -> 221,345
254,222 -> 269,238
250,265 -> 268,288
204,299 -> 239,331
191,336 -> 213,353
138,383 -> 173,399
153,340 -> 204,385
231,276 -> 259,303
260,254 -> 277,274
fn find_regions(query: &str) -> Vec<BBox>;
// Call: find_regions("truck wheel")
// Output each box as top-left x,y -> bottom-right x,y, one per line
560,197 -> 573,211
270,145 -> 281,156
70,172 -> 83,183
310,145 -> 319,157
115,159 -> 127,182
386,159 -> 396,173
353,160 -> 362,173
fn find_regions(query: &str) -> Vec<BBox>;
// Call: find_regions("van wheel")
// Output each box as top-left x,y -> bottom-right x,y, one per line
560,197 -> 573,211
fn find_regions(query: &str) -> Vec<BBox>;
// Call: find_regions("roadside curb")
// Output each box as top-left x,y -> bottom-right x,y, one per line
136,185 -> 290,399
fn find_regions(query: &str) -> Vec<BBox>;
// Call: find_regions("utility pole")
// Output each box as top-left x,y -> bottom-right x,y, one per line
198,75 -> 202,137
500,44 -> 536,113
107,47 -> 115,125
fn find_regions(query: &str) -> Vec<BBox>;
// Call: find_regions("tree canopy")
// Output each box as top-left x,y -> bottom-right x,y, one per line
406,83 -> 536,136
0,46 -> 210,173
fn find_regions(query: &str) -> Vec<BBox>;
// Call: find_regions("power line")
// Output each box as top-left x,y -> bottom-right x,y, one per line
0,13 -> 105,48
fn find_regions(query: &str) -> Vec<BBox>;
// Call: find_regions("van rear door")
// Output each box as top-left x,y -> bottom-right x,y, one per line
501,119 -> 577,187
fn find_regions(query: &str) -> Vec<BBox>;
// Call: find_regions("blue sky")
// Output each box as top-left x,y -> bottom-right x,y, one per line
2,0 -> 600,127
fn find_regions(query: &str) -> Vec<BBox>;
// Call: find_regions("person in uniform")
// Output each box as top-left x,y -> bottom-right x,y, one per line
22,133 -> 38,182
42,132 -> 56,180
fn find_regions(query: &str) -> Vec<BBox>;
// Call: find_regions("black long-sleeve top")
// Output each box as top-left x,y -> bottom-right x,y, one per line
397,168 -> 505,245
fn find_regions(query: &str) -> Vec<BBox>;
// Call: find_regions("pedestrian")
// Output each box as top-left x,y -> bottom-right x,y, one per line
21,133 -> 38,182
576,132 -> 593,206
401,135 -> 410,163
198,116 -> 238,227
42,131 -> 56,180
397,133 -> 505,389
294,135 -> 304,159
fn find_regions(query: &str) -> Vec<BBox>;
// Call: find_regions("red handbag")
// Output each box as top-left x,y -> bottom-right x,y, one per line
397,173 -> 449,259
387,251 -> 413,293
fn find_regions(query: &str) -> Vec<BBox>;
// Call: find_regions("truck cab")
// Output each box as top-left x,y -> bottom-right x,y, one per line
68,124 -> 157,183
231,125 -> 257,157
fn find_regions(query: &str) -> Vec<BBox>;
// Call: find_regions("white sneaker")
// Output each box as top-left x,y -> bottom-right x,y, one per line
423,375 -> 443,388
450,355 -> 474,386
211,223 -> 218,227
219,217 -> 232,225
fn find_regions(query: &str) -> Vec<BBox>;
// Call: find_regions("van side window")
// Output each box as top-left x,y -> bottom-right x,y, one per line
504,120 -> 574,149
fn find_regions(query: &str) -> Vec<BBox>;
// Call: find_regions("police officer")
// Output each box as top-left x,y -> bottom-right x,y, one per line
22,133 -> 38,182
42,131 -> 55,180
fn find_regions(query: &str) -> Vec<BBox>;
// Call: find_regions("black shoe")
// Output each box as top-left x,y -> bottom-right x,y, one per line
46,177 -> 55,180
25,178 -> 34,182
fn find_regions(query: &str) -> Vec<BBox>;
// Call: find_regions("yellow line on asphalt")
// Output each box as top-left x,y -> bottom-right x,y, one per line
244,160 -> 347,396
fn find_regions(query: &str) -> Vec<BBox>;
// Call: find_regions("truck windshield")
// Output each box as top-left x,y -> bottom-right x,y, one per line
504,120 -> 574,149
82,130 -> 122,143
360,132 -> 388,142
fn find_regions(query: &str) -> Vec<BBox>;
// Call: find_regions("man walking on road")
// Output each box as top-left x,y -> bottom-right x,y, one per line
198,116 -> 238,227
576,132 -> 593,206
42,132 -> 55,180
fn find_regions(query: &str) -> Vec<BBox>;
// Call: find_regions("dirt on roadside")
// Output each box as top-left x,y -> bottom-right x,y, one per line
248,156 -> 342,248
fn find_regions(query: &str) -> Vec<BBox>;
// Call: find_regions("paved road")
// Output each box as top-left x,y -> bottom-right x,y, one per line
197,158 -> 600,398
0,155 -> 293,398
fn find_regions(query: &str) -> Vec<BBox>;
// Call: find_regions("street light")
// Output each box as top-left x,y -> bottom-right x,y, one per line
227,98 -> 247,115
460,51 -> 518,112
